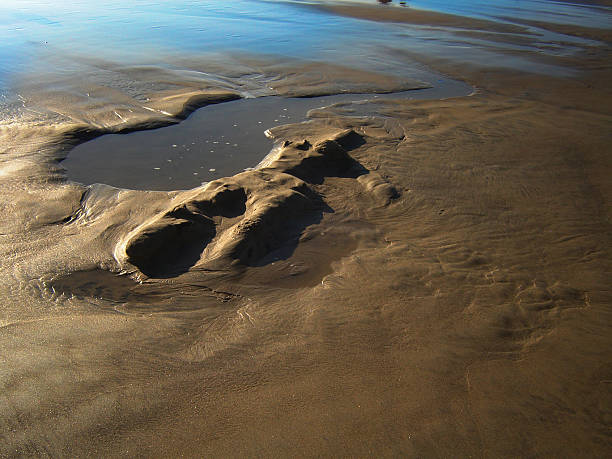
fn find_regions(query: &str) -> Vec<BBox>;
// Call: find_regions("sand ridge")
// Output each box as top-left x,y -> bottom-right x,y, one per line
114,128 -> 389,278
318,2 -> 529,34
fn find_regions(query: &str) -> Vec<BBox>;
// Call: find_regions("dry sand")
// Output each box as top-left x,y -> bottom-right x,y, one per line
1,2 -> 611,457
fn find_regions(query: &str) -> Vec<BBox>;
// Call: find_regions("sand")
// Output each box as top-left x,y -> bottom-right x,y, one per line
318,3 -> 528,34
1,1 -> 611,457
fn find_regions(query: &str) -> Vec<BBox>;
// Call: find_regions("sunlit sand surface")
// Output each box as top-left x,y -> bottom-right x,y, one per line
0,0 -> 611,456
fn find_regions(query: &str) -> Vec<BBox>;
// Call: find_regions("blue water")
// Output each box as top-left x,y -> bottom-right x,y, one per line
1,0 -> 609,95
0,1 -> 355,80
0,0 -> 609,127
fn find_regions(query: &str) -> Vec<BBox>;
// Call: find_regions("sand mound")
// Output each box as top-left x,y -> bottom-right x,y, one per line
118,129 -> 390,277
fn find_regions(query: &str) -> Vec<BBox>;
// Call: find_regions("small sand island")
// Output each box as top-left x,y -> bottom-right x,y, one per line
0,0 -> 611,456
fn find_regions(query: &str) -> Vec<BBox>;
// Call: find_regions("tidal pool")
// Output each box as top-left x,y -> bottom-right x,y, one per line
62,80 -> 471,190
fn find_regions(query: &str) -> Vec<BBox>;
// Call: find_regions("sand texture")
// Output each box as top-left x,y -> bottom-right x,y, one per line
320,3 -> 528,34
0,2 -> 611,457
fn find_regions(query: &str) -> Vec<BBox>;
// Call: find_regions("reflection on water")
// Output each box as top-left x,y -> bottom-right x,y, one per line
0,0 -> 353,69
0,0 -> 607,104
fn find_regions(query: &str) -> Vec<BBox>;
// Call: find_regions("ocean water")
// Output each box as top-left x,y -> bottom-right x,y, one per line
0,0 -> 603,96
2,0 -> 607,190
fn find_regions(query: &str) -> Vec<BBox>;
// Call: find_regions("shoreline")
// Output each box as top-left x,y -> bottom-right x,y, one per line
1,1 -> 611,456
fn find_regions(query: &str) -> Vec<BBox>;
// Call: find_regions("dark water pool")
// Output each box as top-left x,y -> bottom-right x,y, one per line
62,79 -> 472,190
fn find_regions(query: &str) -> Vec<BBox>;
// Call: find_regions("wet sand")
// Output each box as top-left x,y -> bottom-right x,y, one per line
318,2 -> 528,33
1,1 -> 611,457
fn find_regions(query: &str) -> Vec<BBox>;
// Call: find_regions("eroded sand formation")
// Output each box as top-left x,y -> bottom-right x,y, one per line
1,3 -> 611,457
117,128 -> 379,277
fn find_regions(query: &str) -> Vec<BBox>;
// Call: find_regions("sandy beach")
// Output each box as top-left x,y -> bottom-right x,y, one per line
0,0 -> 611,456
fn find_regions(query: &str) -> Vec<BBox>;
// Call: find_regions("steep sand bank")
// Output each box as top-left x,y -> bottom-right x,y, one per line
1,3 -> 611,458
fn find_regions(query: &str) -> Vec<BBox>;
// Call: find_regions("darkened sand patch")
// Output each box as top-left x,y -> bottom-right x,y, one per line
317,3 -> 528,34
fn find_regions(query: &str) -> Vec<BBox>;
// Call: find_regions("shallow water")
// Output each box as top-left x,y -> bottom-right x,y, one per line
63,80 -> 471,190
0,0 -> 413,89
1,0 -> 604,110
